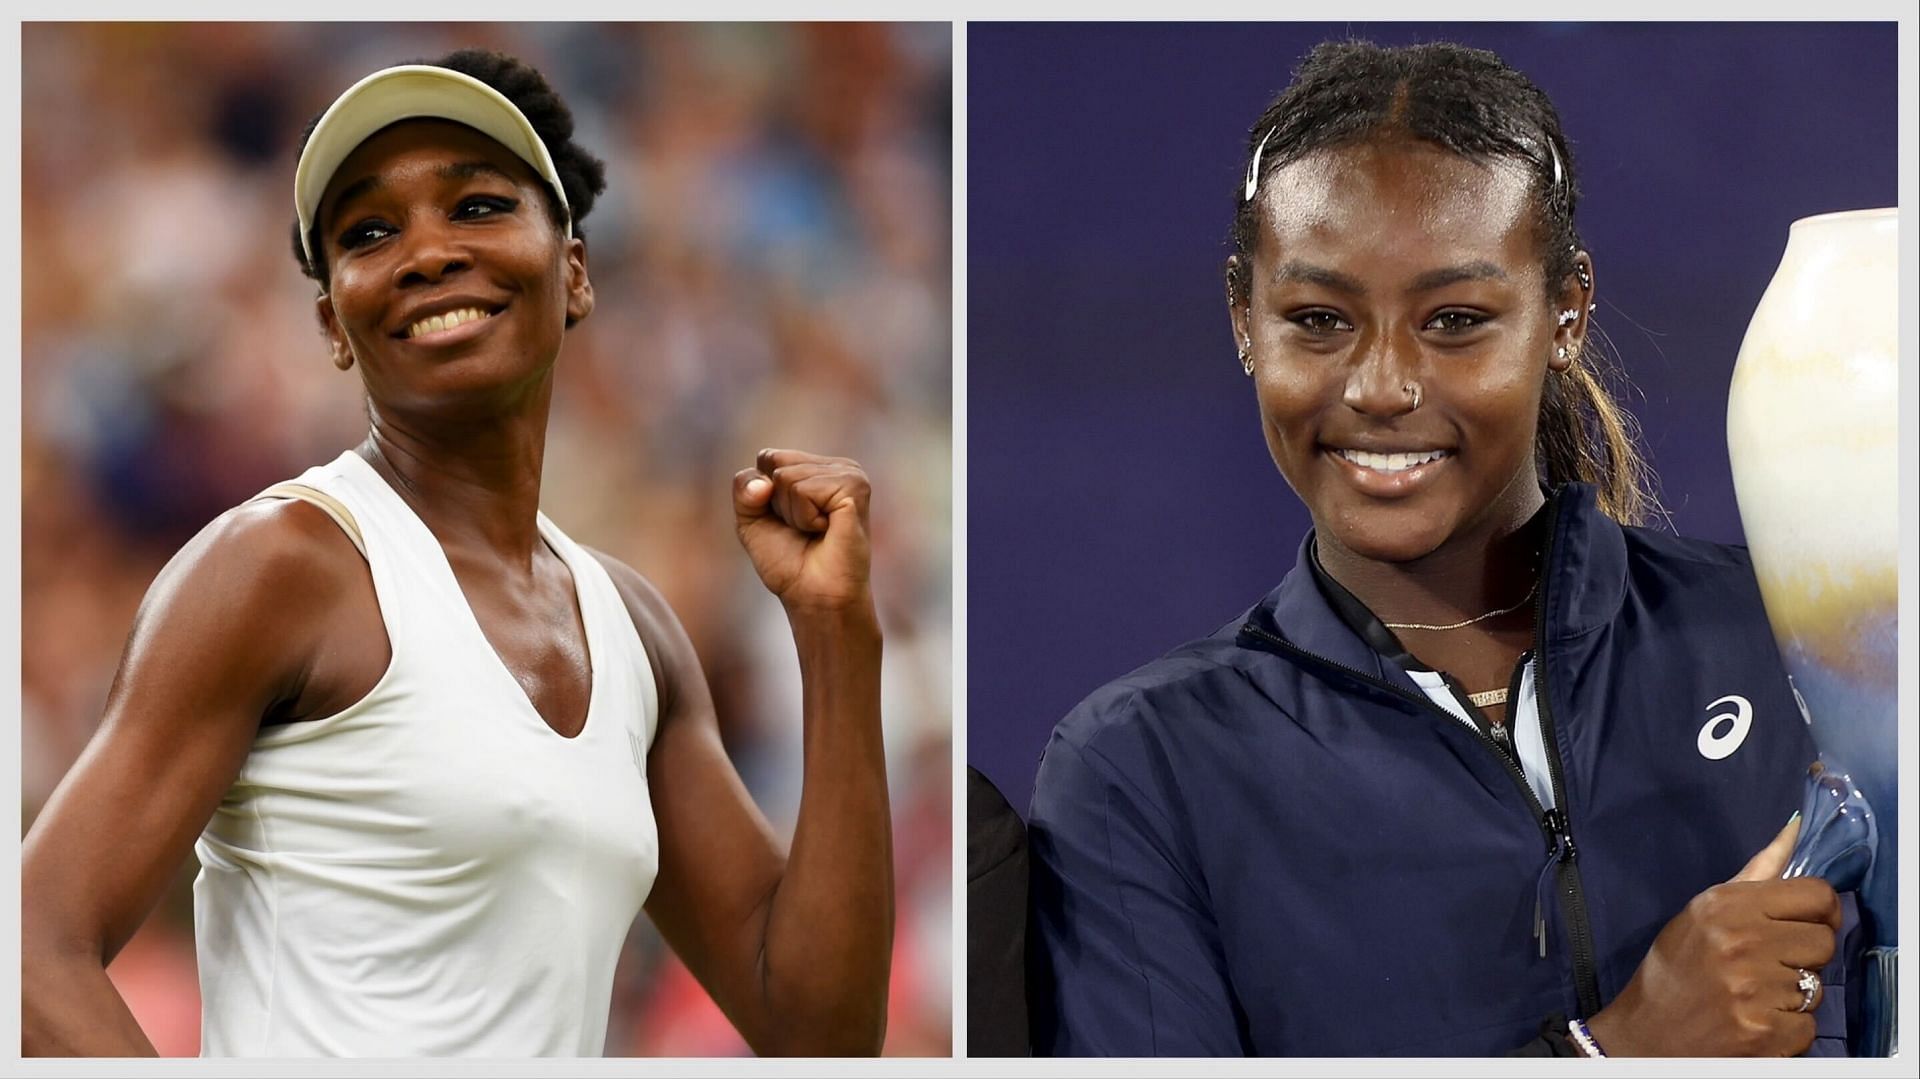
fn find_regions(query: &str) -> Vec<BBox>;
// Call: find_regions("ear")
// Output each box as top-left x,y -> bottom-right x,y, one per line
564,235 -> 594,327
1549,249 -> 1595,372
1225,255 -> 1252,357
315,293 -> 354,371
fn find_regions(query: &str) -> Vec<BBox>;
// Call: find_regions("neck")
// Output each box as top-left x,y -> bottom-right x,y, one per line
1315,473 -> 1549,630
358,383 -> 554,569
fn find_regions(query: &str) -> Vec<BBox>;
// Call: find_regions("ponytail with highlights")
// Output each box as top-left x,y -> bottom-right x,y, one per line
1537,344 -> 1660,527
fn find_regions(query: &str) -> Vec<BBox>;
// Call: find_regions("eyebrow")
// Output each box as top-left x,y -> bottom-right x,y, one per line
1269,259 -> 1508,295
1271,260 -> 1365,294
1408,260 -> 1507,292
328,174 -> 386,220
438,160 -> 518,186
325,160 -> 519,227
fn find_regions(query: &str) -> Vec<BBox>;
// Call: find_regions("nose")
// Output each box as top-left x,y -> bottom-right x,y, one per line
1342,324 -> 1421,418
390,212 -> 471,287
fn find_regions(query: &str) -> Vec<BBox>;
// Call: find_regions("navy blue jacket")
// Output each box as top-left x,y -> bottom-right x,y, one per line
1028,484 -> 1845,1056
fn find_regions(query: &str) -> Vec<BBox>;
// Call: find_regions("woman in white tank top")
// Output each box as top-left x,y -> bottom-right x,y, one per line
22,49 -> 893,1058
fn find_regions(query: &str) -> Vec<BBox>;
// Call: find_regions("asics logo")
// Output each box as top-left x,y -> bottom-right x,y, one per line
1698,694 -> 1753,760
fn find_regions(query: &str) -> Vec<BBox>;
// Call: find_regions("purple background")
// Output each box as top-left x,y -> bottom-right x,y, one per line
967,22 -> 1899,811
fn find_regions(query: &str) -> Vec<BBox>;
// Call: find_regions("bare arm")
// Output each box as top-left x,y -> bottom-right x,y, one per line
596,448 -> 890,1056
20,501 -> 371,1056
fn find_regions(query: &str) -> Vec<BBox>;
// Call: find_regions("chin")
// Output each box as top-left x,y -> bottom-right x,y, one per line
389,360 -> 549,416
1332,531 -> 1447,566
1319,500 -> 1455,565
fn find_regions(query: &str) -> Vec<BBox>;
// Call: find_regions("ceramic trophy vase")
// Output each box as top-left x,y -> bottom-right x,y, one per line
1726,207 -> 1898,1055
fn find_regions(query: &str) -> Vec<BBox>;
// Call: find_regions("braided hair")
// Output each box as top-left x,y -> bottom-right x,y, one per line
1228,40 -> 1659,526
289,48 -> 608,291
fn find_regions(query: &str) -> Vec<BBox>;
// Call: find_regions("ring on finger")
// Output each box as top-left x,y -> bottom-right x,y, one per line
1794,967 -> 1821,1014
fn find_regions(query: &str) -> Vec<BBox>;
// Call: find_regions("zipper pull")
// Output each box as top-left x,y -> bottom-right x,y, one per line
1544,808 -> 1579,863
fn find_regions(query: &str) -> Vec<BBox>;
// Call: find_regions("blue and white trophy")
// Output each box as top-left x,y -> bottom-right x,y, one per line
1726,208 -> 1899,1056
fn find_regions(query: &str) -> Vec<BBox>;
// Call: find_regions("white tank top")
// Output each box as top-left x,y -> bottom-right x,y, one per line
193,450 -> 660,1056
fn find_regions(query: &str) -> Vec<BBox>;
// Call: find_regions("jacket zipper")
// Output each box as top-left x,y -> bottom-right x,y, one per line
1525,496 -> 1603,1017
1237,496 -> 1603,1017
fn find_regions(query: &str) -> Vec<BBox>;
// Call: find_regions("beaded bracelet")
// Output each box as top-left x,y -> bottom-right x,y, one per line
1567,1017 -> 1606,1058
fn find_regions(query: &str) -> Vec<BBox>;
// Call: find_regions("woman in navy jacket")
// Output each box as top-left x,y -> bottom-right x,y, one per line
1028,40 -> 1848,1057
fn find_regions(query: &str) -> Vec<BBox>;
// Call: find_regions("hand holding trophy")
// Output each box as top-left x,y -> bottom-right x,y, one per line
1583,816 -> 1842,1058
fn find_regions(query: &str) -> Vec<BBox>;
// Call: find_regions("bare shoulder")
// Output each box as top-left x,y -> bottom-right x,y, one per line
125,495 -> 379,711
198,494 -> 362,566
583,547 -> 703,713
151,496 -> 366,618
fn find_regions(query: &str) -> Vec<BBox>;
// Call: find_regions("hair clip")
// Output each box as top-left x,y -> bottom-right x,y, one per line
1244,127 -> 1277,202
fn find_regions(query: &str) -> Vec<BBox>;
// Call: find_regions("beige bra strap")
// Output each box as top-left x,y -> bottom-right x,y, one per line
253,482 -> 367,558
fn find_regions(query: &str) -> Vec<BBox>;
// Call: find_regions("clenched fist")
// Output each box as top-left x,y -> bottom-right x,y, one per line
733,448 -> 875,618
1584,815 -> 1840,1056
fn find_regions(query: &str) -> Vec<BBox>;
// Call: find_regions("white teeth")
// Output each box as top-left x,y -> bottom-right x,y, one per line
1338,448 -> 1448,473
406,307 -> 491,339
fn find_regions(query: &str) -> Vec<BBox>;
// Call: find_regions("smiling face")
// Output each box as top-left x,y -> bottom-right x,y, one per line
1231,138 -> 1586,566
315,118 -> 591,416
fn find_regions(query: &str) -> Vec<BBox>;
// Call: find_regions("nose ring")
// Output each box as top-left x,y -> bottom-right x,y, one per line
1404,382 -> 1422,410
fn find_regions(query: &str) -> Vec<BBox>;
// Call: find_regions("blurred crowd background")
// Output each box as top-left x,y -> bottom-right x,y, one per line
20,22 -> 952,1056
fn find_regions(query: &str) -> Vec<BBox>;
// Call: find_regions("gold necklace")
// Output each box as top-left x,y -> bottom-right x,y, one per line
1381,578 -> 1539,633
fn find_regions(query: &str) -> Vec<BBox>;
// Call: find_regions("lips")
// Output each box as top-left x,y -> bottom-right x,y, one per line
404,306 -> 495,339
390,297 -> 507,341
1324,444 -> 1454,496
1333,447 -> 1451,474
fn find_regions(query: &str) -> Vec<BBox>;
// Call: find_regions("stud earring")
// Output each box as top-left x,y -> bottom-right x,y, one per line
1576,263 -> 1592,291
1555,345 -> 1569,362
1239,333 -> 1253,376
1557,308 -> 1578,327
